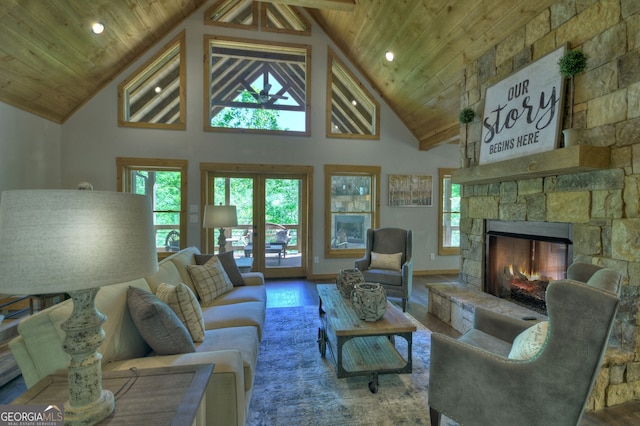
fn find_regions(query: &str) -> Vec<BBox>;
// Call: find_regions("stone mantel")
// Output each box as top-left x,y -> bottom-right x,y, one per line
452,145 -> 611,185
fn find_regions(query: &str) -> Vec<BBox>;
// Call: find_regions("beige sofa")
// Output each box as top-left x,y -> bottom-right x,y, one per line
9,246 -> 265,426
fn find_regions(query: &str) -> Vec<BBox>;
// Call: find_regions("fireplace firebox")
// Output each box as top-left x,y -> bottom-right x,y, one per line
485,220 -> 573,314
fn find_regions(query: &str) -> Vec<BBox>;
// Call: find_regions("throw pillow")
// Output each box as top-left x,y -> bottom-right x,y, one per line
195,251 -> 245,287
369,251 -> 403,271
156,282 -> 205,343
186,256 -> 234,305
508,321 -> 549,360
126,286 -> 196,355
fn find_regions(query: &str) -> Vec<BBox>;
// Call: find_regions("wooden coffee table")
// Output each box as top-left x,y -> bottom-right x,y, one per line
316,284 -> 416,393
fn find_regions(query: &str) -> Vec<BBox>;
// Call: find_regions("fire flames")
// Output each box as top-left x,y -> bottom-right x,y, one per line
507,264 -> 549,303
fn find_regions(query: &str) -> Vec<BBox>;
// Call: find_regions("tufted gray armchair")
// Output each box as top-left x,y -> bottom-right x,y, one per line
428,263 -> 622,426
354,227 -> 413,312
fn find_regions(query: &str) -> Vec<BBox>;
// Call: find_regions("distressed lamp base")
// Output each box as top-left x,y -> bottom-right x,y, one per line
61,288 -> 114,425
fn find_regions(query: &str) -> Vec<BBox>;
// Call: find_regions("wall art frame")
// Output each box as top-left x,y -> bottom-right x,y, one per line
388,174 -> 432,207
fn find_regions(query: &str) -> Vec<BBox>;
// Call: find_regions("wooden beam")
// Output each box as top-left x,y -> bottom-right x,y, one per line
259,0 -> 355,12
419,125 -> 460,151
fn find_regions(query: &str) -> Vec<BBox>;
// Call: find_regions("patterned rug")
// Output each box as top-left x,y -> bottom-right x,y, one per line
247,305 -> 455,426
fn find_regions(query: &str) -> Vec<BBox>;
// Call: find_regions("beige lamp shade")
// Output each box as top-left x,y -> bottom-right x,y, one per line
0,190 -> 158,294
203,205 -> 238,229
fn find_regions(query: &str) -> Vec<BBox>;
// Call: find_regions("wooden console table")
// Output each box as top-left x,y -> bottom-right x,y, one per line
11,364 -> 213,425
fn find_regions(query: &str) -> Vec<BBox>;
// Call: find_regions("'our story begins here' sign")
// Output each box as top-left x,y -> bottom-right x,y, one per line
479,45 -> 567,165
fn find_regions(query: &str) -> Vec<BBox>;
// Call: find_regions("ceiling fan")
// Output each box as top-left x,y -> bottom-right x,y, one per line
239,83 -> 288,104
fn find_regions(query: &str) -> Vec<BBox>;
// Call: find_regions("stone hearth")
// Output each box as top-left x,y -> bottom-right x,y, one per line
427,282 -> 545,334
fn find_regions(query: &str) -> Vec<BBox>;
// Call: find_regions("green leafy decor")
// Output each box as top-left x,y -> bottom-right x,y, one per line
558,49 -> 588,129
459,107 -> 475,166
459,107 -> 475,124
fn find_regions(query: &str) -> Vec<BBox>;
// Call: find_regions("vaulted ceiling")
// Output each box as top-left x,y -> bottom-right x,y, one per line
0,0 -> 555,150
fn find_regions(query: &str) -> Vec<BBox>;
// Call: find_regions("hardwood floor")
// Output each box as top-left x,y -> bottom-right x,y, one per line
1,276 -> 639,424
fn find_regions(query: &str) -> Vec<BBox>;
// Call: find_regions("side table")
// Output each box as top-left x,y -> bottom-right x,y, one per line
235,257 -> 253,272
10,363 -> 213,425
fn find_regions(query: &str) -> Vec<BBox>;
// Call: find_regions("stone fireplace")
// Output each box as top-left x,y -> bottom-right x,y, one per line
429,1 -> 640,411
450,154 -> 638,411
485,220 -> 572,314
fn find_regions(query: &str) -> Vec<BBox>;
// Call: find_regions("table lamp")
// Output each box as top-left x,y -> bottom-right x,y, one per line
0,190 -> 158,425
203,204 -> 237,254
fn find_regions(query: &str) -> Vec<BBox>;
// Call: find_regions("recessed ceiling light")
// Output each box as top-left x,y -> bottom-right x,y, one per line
385,51 -> 394,62
91,22 -> 105,35
155,86 -> 162,94
351,100 -> 357,106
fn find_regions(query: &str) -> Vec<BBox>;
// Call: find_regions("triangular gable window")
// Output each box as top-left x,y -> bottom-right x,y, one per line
327,48 -> 379,139
205,0 -> 257,30
118,31 -> 185,129
205,36 -> 310,136
262,3 -> 310,35
206,0 -> 309,35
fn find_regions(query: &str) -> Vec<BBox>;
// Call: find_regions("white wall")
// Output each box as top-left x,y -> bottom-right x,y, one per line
0,102 -> 61,193
58,3 -> 459,274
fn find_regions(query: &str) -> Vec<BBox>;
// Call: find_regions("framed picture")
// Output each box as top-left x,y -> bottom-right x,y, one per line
389,174 -> 432,207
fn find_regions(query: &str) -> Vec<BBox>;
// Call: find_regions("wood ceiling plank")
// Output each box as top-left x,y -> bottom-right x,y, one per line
462,0 -> 557,62
0,22 -> 95,99
384,0 -> 552,141
388,0 -> 516,96
349,1 -> 426,61
0,56 -> 84,111
7,2 -> 96,75
0,72 -> 74,123
0,0 -> 20,19
364,0 -> 470,88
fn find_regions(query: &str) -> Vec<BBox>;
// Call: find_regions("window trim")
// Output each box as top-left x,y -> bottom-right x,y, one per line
117,157 -> 188,260
324,164 -> 380,258
438,167 -> 460,256
117,31 -> 186,130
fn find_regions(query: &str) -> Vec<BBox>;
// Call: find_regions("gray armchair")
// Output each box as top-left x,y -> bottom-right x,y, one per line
428,263 -> 622,426
355,227 -> 413,312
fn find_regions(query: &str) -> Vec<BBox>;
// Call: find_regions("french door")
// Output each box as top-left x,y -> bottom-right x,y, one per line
201,164 -> 311,279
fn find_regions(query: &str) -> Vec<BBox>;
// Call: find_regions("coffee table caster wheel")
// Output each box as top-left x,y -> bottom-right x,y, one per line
317,327 -> 326,357
368,373 -> 379,393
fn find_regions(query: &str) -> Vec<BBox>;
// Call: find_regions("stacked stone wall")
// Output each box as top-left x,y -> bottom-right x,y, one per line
458,0 -> 640,409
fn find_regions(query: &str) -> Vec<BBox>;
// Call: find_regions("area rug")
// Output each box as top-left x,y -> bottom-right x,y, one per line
247,305 -> 458,426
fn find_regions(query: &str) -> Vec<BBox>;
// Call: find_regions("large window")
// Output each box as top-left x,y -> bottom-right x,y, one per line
325,165 -> 380,258
204,36 -> 310,136
117,158 -> 187,259
439,168 -> 460,255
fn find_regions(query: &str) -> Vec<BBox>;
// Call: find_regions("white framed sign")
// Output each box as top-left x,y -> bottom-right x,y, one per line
479,45 -> 567,165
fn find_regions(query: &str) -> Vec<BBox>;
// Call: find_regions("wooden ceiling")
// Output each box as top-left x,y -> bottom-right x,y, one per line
0,0 -> 555,150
